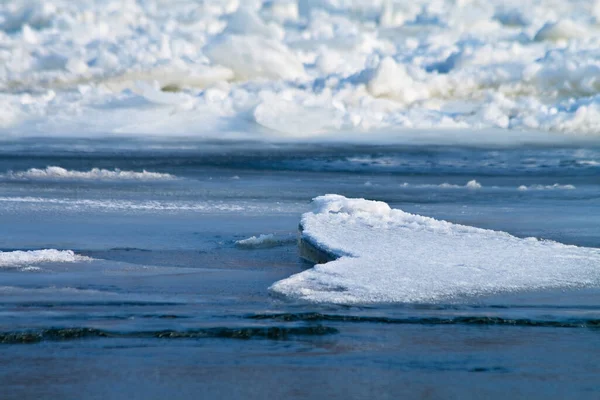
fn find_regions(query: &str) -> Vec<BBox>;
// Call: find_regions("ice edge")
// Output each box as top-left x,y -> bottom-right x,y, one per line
298,222 -> 339,265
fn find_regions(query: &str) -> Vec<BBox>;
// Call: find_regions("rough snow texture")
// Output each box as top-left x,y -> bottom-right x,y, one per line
5,166 -> 176,181
3,1 -> 600,143
270,195 -> 600,304
0,249 -> 91,268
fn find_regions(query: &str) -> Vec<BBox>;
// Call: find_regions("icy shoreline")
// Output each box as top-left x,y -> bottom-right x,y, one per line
3,1 -> 600,143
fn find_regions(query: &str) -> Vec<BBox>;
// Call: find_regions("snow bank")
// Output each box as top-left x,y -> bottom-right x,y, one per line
2,0 -> 600,143
270,195 -> 600,304
5,166 -> 176,181
0,249 -> 92,269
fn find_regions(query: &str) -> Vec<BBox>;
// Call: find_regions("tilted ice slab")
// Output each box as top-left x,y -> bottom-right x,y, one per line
0,249 -> 92,269
5,166 -> 176,181
270,195 -> 600,304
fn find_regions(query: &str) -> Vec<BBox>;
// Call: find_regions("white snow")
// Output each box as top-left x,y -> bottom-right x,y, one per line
270,195 -> 600,304
2,0 -> 600,143
518,183 -> 576,191
235,234 -> 295,249
534,20 -> 588,42
397,180 -> 483,190
0,196 -> 305,214
0,249 -> 92,269
577,160 -> 599,166
437,180 -> 482,189
204,35 -> 306,81
5,166 -> 176,181
465,180 -> 482,190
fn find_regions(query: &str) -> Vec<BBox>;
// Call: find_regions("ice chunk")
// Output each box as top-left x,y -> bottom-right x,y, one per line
205,35 -> 306,81
493,9 -> 530,27
534,20 -> 588,42
436,180 -> 482,189
378,0 -> 407,28
518,184 -> 576,191
0,249 -> 92,269
262,1 -> 299,23
0,2 -> 56,32
5,166 -> 176,181
224,7 -> 284,40
366,57 -> 427,104
270,195 -> 600,304
465,180 -> 482,189
235,234 -> 295,249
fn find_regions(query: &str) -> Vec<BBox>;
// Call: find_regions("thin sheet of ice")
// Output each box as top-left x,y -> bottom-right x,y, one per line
0,249 -> 91,268
4,166 -> 176,181
2,1 -> 600,144
270,195 -> 600,304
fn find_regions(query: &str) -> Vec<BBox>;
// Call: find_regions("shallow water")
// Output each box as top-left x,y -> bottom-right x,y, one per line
1,140 -> 599,399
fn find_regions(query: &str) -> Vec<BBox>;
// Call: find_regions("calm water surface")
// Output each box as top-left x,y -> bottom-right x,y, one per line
0,140 -> 599,399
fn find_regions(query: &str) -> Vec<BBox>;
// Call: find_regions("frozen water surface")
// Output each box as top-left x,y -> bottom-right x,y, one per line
272,194 -> 600,303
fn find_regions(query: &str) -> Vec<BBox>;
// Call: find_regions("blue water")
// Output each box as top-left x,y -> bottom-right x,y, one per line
0,140 -> 599,399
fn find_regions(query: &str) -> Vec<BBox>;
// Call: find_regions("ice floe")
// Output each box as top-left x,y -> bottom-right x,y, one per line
0,249 -> 91,269
270,195 -> 600,304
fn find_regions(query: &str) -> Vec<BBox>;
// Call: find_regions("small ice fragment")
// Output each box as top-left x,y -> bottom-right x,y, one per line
235,234 -> 294,249
466,180 -> 482,189
0,249 -> 92,269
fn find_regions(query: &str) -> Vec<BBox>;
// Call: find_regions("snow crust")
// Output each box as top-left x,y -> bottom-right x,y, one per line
0,249 -> 91,269
2,1 -> 600,143
5,166 -> 176,181
270,195 -> 600,304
